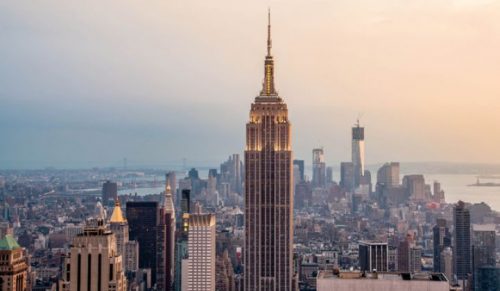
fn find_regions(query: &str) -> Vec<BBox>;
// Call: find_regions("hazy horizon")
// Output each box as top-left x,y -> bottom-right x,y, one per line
2,0 -> 500,169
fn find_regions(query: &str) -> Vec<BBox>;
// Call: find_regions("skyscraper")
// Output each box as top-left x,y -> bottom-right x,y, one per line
340,162 -> 355,192
472,224 -> 496,291
312,148 -> 326,188
175,190 -> 190,291
244,11 -> 294,291
453,201 -> 471,281
158,181 -> 176,291
102,180 -> 118,203
402,175 -> 426,201
61,219 -> 127,291
181,213 -> 216,291
109,200 -> 138,274
358,241 -> 389,272
376,162 -> 400,187
352,121 -> 365,188
293,160 -> 305,182
433,219 -> 451,273
126,201 -> 160,285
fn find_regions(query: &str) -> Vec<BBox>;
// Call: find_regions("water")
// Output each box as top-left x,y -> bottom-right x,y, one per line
118,186 -> 165,196
116,173 -> 500,211
425,174 -> 500,211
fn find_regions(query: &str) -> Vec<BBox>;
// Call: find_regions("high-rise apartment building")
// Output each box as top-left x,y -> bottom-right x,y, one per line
0,234 -> 28,291
433,219 -> 451,273
312,148 -> 326,188
358,241 -> 388,272
244,11 -> 294,291
61,220 -> 127,291
352,121 -> 365,188
181,213 -> 216,291
453,201 -> 471,281
126,201 -> 160,285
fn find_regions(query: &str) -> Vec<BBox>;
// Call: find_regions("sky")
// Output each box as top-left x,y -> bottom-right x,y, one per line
1,0 -> 500,169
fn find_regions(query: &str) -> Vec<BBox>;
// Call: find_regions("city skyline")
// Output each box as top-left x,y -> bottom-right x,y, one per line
2,0 -> 500,169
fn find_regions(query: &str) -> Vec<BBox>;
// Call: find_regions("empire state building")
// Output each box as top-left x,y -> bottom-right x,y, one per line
244,11 -> 294,291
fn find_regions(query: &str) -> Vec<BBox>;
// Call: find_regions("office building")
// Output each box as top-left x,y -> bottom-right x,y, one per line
472,224 -> 496,291
0,234 -> 28,291
326,166 -> 333,185
181,213 -> 216,291
359,241 -> 389,272
102,181 -> 118,203
312,148 -> 326,188
440,247 -> 453,282
244,11 -> 294,291
166,172 -> 177,207
352,121 -> 365,188
126,201 -> 160,285
376,162 -> 400,187
453,201 -> 471,281
433,219 -> 451,272
61,219 -> 126,291
398,235 -> 421,273
475,266 -> 499,291
340,162 -> 355,192
402,175 -> 426,202
293,160 -> 305,182
109,200 -> 128,260
158,181 -> 176,291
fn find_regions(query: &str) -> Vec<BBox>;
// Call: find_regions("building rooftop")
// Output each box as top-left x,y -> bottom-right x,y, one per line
472,224 -> 496,232
318,270 -> 448,282
109,200 -> 126,223
0,234 -> 21,251
190,213 -> 216,227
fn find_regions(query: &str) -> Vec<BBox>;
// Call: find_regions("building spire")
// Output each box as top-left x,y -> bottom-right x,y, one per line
261,8 -> 277,96
267,8 -> 272,57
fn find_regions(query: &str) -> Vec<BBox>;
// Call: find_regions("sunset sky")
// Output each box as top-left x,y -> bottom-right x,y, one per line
1,0 -> 499,169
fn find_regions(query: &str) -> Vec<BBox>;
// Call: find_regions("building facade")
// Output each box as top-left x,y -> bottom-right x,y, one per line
453,201 -> 471,281
352,122 -> 365,188
61,220 -> 126,291
102,181 -> 118,203
244,11 -> 294,291
126,201 -> 160,285
312,148 -> 326,188
359,241 -> 389,272
433,219 -> 451,273
181,214 -> 216,291
0,235 -> 28,291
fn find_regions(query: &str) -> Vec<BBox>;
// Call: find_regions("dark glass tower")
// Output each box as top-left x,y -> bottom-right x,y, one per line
453,201 -> 471,281
126,201 -> 160,285
244,11 -> 294,291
